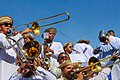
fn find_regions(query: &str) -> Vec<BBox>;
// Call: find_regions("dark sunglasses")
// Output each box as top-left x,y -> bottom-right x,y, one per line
59,56 -> 68,59
0,23 -> 13,27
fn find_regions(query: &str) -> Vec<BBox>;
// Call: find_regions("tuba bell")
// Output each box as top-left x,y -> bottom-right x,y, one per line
22,40 -> 41,60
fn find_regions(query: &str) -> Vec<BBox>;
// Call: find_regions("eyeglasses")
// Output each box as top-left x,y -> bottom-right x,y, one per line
0,23 -> 13,27
59,56 -> 68,60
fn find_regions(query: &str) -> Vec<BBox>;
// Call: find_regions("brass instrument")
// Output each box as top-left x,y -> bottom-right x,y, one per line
22,40 -> 41,60
12,12 -> 70,36
42,39 -> 52,70
6,36 -> 41,64
73,51 -> 120,79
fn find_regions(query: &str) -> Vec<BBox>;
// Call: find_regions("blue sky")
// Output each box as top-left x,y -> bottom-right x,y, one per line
1,0 -> 120,48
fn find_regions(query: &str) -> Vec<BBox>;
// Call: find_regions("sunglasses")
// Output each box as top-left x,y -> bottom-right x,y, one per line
59,56 -> 68,60
0,23 -> 13,27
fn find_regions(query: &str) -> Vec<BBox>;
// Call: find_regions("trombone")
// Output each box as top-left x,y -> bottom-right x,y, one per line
12,12 -> 70,36
74,51 -> 120,78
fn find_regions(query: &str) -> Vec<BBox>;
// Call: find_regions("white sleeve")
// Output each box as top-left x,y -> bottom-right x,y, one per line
36,66 -> 57,80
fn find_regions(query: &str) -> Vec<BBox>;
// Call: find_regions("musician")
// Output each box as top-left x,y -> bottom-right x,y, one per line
0,16 -> 18,64
57,60 -> 111,80
107,30 -> 120,46
0,16 -> 32,80
0,16 -> 32,64
73,39 -> 94,66
41,27 -> 64,59
57,60 -> 83,80
40,27 -> 64,71
23,33 -> 34,43
93,30 -> 120,80
94,30 -> 119,64
50,52 -> 71,78
107,30 -> 120,80
63,42 -> 73,54
9,58 -> 56,80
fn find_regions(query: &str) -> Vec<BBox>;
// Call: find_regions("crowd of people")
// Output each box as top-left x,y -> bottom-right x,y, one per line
0,15 -> 120,80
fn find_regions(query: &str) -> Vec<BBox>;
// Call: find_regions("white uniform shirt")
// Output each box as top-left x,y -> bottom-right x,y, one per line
9,66 -> 57,80
41,41 -> 64,59
96,35 -> 119,59
73,43 -> 94,63
0,33 -> 23,64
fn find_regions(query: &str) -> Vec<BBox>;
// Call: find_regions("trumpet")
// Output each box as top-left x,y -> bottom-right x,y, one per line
11,12 -> 70,36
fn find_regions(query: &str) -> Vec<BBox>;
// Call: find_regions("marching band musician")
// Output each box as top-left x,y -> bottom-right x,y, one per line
57,60 -> 111,80
49,52 -> 71,78
73,39 -> 94,66
0,16 -> 33,80
41,27 -> 64,70
93,30 -> 120,80
41,27 -> 64,59
57,60 -> 83,80
9,57 -> 57,80
63,42 -> 73,54
93,30 -> 120,65
107,30 -> 120,80
0,16 -> 32,64
0,16 -> 16,64
23,33 -> 34,43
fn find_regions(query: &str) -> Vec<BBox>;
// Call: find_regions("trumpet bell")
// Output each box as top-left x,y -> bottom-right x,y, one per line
22,41 -> 41,59
31,22 -> 40,36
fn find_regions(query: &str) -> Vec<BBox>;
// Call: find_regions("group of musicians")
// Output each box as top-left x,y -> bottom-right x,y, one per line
0,15 -> 120,80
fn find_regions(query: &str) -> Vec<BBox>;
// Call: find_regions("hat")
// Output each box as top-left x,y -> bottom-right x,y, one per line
59,60 -> 78,69
44,27 -> 57,35
77,39 -> 90,44
63,42 -> 73,49
0,16 -> 13,24
23,33 -> 34,40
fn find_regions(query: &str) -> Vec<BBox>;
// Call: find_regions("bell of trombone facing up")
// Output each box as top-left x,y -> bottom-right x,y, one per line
31,22 -> 40,36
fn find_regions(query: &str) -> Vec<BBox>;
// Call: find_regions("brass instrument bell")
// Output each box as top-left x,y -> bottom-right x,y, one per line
89,56 -> 102,72
31,22 -> 40,36
22,40 -> 41,59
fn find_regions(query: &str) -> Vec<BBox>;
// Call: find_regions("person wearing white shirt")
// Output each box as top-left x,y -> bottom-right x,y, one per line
73,39 -> 94,66
94,30 -> 120,80
0,16 -> 32,80
107,30 -> 120,80
9,59 -> 56,80
41,27 -> 64,70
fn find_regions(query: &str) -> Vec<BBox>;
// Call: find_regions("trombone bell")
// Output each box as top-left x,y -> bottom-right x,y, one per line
31,22 -> 40,36
89,57 -> 102,72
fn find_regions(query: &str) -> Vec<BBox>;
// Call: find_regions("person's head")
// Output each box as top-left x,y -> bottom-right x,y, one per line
57,52 -> 70,64
77,39 -> 90,44
98,30 -> 107,43
23,33 -> 34,43
0,16 -> 13,35
63,42 -> 73,54
59,60 -> 76,80
107,30 -> 115,36
42,27 -> 57,42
